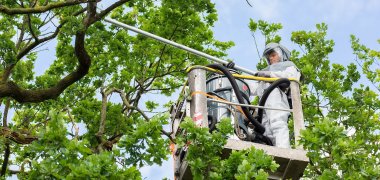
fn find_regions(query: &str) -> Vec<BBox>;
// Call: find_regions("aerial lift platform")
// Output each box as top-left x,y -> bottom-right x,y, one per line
169,68 -> 309,180
104,17 -> 309,180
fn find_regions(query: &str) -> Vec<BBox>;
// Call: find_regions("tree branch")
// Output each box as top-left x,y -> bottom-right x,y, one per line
27,14 -> 39,41
0,7 -> 92,102
0,127 -> 38,144
1,8 -> 86,83
161,129 -> 175,144
102,133 -> 124,151
2,99 -> 10,127
245,0 -> 253,7
16,7 -> 86,60
37,11 -> 54,29
0,1 -> 130,103
16,15 -> 28,50
0,98 -> 11,177
251,32 -> 261,58
108,88 -> 176,143
0,0 -> 94,15
0,29 -> 90,103
108,88 -> 149,121
97,0 -> 130,21
0,143 -> 10,176
95,87 -> 129,152
64,108 -> 79,139
96,87 -> 109,142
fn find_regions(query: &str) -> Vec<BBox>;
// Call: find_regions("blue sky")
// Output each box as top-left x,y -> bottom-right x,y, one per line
141,0 -> 380,179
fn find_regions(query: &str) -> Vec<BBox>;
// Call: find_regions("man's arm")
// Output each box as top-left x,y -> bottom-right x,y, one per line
269,66 -> 301,80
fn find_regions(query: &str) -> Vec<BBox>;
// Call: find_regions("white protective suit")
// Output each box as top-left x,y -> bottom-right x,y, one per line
248,43 -> 301,148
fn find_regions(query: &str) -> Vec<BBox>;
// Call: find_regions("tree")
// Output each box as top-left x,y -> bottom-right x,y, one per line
292,23 -> 380,179
249,20 -> 380,178
0,0 -> 233,178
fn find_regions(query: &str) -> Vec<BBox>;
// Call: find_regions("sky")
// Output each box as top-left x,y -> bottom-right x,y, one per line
140,0 -> 380,179
3,0 -> 380,179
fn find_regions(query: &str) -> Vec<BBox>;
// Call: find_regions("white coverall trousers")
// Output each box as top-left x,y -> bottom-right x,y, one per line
249,66 -> 300,148
262,87 -> 291,148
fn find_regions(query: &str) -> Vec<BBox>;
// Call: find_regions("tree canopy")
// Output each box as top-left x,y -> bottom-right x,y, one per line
0,0 -> 233,178
0,0 -> 379,179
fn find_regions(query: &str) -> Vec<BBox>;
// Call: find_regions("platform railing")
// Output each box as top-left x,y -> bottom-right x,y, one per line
171,67 -> 308,180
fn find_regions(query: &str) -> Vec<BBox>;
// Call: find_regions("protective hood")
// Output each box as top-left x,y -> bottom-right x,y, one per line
263,43 -> 291,64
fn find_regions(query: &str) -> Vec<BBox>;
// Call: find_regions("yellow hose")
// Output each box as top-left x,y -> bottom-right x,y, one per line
186,65 -> 299,83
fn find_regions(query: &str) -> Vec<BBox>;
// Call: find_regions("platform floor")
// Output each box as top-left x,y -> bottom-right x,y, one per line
177,139 -> 309,180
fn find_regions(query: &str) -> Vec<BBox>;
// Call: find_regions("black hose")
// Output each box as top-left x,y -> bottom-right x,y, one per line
253,133 -> 274,146
257,78 -> 290,123
206,76 -> 251,96
206,64 -> 265,134
211,87 -> 250,103
208,115 -> 217,132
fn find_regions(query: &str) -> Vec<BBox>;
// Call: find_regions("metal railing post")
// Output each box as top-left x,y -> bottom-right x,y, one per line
290,82 -> 305,149
188,68 -> 208,128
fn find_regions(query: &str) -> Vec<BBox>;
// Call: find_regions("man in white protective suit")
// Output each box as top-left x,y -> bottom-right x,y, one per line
249,43 -> 301,148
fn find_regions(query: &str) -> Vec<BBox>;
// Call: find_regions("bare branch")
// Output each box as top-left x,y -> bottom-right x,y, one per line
146,87 -> 174,92
17,7 -> 86,60
37,11 -> 54,29
27,14 -> 39,41
95,87 -> 128,152
2,99 -> 10,127
107,88 -> 176,144
245,0 -> 253,7
161,129 -> 175,144
31,0 -> 38,8
16,16 -> 28,50
102,133 -> 124,151
0,7 -> 91,103
251,32 -> 261,58
97,0 -> 130,21
97,87 -> 109,139
107,88 -> 149,121
64,108 -> 79,139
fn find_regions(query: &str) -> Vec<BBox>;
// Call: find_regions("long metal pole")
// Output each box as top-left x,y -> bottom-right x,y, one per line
104,17 -> 257,75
